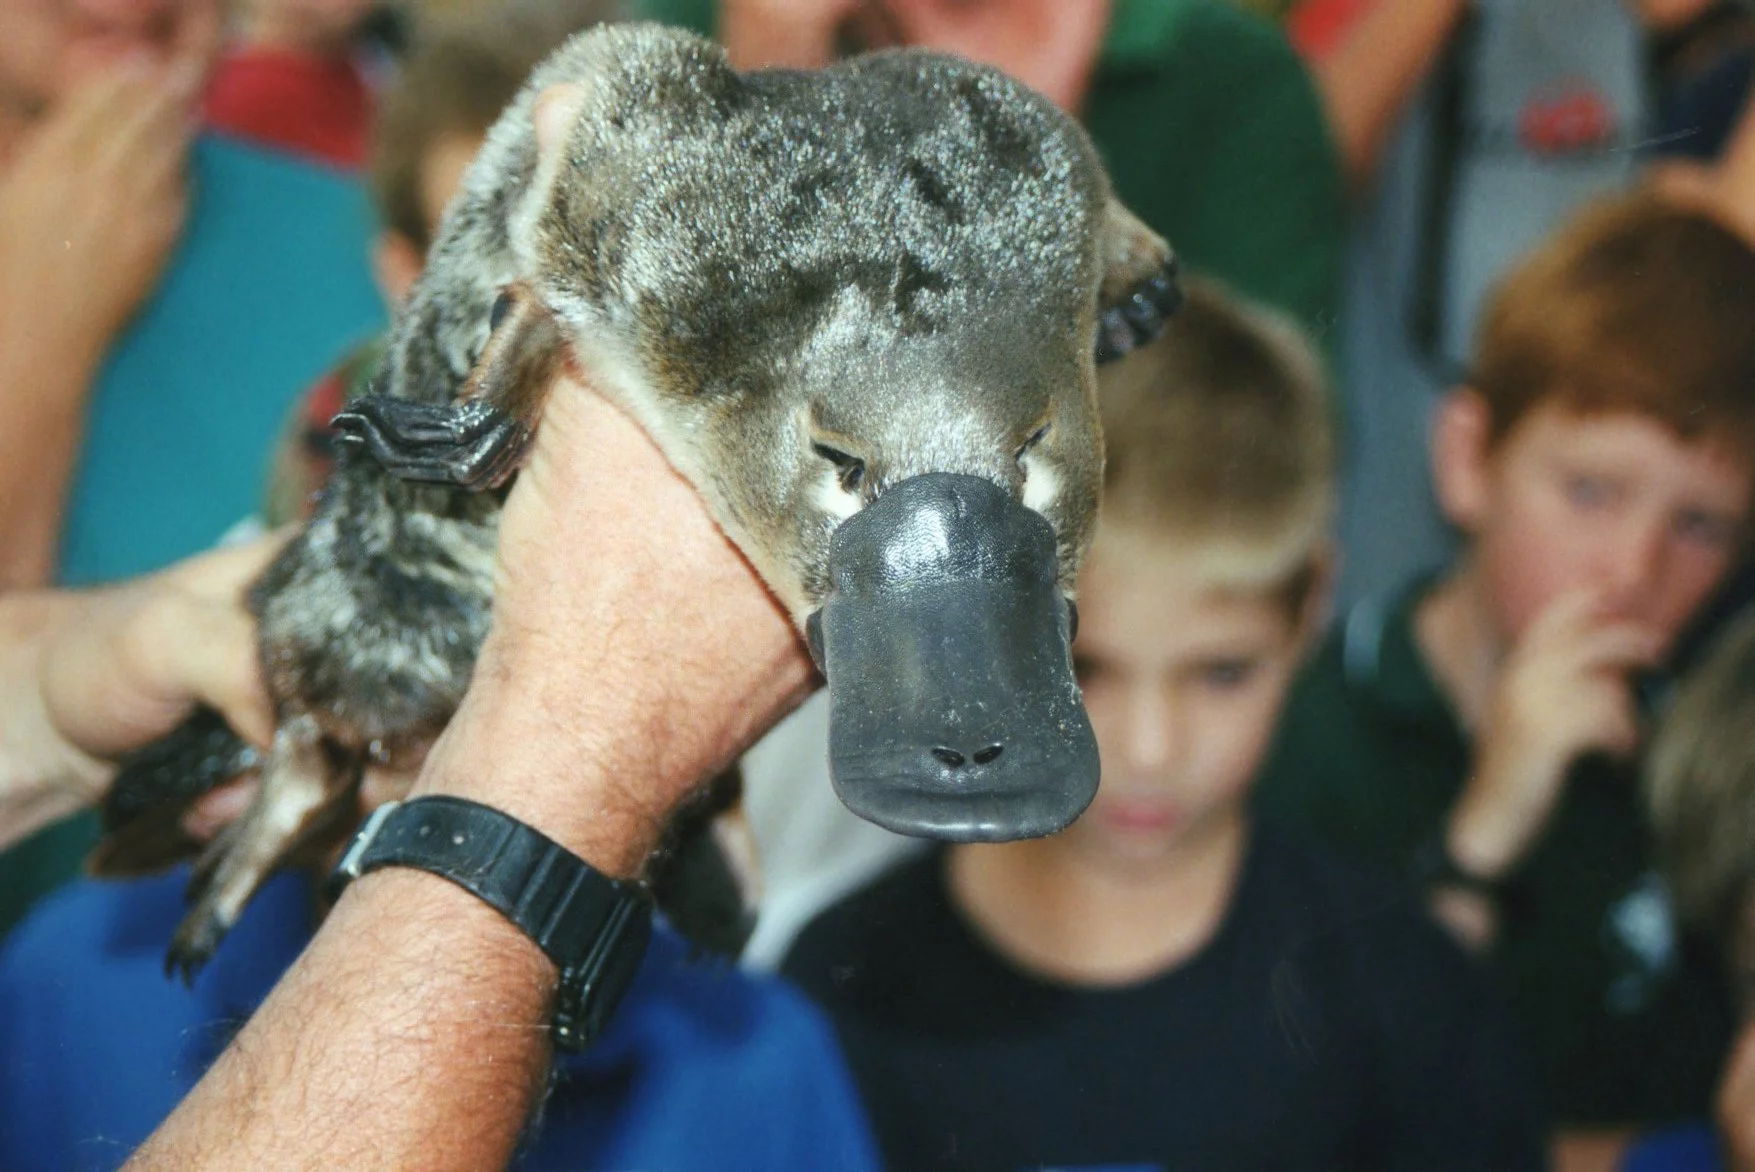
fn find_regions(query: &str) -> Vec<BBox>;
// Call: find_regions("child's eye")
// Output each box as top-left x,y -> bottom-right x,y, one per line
1673,508 -> 1738,550
1197,658 -> 1259,690
1563,474 -> 1616,510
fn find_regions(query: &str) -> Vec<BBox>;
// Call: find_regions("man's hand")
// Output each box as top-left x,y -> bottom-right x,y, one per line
129,375 -> 819,1171
1449,590 -> 1661,882
0,60 -> 199,372
39,538 -> 277,763
0,538 -> 278,853
413,377 -> 819,877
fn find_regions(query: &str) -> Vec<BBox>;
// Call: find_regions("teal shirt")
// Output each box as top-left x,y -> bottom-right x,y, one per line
633,0 -> 1344,339
58,134 -> 385,586
0,135 -> 384,939
1256,585 -> 1733,1128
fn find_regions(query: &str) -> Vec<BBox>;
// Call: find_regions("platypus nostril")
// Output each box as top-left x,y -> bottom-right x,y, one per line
973,744 -> 1003,765
931,747 -> 966,769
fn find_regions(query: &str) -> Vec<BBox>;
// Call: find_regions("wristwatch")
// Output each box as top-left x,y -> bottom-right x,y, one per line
328,795 -> 654,1051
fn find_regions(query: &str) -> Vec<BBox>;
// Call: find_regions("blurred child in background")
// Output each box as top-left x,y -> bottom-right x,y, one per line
783,281 -> 1546,1172
1258,191 -> 1755,1171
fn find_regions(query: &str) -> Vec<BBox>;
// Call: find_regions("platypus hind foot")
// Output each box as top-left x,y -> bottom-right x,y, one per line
331,396 -> 532,490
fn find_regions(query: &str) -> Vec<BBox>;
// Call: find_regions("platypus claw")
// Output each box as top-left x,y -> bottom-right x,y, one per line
332,396 -> 532,490
1095,259 -> 1183,366
165,907 -> 227,986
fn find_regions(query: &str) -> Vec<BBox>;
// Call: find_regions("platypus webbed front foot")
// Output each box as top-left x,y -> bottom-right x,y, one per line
1096,259 -> 1183,365
331,396 -> 533,489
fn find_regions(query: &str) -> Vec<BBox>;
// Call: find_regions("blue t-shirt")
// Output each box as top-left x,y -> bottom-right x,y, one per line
57,132 -> 385,586
1621,1126 -> 1723,1172
0,870 -> 882,1172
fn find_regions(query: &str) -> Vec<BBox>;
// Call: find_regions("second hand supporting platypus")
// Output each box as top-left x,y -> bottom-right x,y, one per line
92,21 -> 1181,978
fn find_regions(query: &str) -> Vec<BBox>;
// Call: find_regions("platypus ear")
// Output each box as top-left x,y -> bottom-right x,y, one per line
1095,198 -> 1182,365
534,81 -> 592,163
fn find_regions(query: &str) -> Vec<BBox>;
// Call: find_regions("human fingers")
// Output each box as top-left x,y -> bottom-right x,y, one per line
98,65 -> 200,183
87,583 -> 275,755
1567,620 -> 1665,675
180,778 -> 258,843
160,532 -> 288,603
167,0 -> 224,77
52,61 -> 165,159
41,548 -> 275,760
1522,588 -> 1607,647
142,599 -> 276,750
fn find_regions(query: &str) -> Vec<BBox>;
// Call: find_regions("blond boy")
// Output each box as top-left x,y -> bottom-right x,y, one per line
1258,191 -> 1755,1165
783,282 -> 1544,1172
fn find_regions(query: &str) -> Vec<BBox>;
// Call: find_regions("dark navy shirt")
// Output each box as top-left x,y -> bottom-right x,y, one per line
785,822 -> 1546,1172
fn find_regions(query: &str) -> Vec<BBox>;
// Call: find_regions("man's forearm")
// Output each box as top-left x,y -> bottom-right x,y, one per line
124,686 -> 672,1172
126,866 -> 561,1171
0,590 -> 106,850
1313,0 -> 1469,191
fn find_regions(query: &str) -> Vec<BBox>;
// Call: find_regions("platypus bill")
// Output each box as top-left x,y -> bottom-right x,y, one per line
94,21 -> 1180,977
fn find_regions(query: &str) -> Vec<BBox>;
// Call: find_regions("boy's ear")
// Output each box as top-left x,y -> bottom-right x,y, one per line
1431,387 -> 1493,533
372,231 -> 426,308
1296,546 -> 1338,652
533,82 -> 591,163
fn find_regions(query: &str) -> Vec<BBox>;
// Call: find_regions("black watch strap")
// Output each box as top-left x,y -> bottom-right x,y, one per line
328,795 -> 653,1051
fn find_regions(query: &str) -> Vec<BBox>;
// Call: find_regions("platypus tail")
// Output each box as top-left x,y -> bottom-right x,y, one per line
87,707 -> 259,877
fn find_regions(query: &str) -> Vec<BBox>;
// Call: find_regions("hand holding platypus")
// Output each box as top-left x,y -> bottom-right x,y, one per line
92,22 -> 1179,977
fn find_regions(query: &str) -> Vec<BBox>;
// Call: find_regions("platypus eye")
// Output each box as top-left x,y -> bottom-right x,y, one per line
812,442 -> 866,493
489,291 -> 513,331
1016,422 -> 1051,463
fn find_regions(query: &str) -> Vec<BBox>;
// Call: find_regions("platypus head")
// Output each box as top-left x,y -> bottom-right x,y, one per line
512,24 -> 1175,841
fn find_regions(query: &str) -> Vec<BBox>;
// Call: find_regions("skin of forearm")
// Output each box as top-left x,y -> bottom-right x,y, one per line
0,335 -> 101,588
122,688 -> 673,1172
1313,0 -> 1470,191
126,864 -> 561,1172
0,590 -> 107,850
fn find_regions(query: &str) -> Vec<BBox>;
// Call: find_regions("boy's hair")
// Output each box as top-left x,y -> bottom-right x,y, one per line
1647,609 -> 1755,947
371,0 -> 623,252
1096,279 -> 1333,602
1473,190 -> 1755,454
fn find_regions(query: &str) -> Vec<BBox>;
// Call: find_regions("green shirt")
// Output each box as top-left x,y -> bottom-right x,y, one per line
632,0 -> 1344,338
1255,583 -> 1732,1128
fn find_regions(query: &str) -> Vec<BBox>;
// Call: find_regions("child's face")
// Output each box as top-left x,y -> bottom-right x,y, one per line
373,132 -> 487,308
0,0 -> 215,112
1445,398 -> 1750,656
1064,532 -> 1313,868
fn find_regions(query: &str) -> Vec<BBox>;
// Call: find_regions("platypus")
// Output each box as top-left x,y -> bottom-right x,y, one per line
92,22 -> 1178,978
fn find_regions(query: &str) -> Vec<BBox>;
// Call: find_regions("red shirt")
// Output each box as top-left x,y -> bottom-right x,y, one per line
202,48 -> 373,170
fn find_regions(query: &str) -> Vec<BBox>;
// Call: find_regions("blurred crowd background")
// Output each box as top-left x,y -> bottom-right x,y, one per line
10,1 -> 1755,1170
